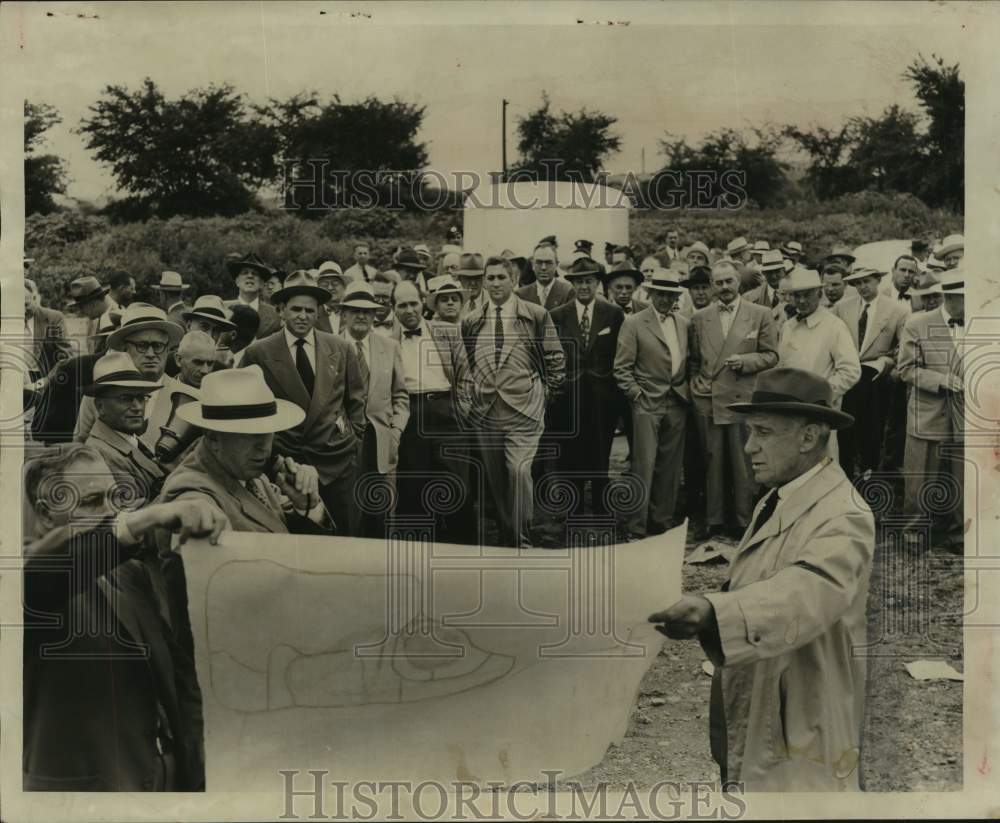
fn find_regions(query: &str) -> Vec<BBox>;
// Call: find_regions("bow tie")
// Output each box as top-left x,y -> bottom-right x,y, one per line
897,289 -> 910,300
404,327 -> 423,338
948,318 -> 964,328
718,303 -> 735,313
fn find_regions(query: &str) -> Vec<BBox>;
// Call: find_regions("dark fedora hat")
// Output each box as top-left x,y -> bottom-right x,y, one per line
564,256 -> 603,278
227,251 -> 272,278
728,367 -> 854,429
68,275 -> 110,307
394,248 -> 427,270
601,260 -> 643,288
682,266 -> 712,288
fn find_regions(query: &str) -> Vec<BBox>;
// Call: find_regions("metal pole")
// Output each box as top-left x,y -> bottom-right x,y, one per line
502,98 -> 508,179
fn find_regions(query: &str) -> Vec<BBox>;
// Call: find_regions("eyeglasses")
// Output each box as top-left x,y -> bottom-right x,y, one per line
125,340 -> 168,355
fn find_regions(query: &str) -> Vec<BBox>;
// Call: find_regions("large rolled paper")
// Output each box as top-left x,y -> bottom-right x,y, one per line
182,525 -> 685,789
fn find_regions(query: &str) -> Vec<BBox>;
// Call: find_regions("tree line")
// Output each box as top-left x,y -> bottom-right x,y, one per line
24,53 -> 962,221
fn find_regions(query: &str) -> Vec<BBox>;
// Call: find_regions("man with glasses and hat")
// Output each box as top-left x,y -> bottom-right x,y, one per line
225,252 -> 281,338
649,368 -> 875,791
74,304 -> 185,453
456,252 -> 487,317
516,242 -> 574,311
240,271 -> 367,534
614,269 -> 691,541
162,295 -> 238,379
150,271 -> 193,330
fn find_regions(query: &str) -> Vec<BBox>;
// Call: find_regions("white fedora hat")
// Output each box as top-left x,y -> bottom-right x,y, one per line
84,351 -> 164,396
939,268 -> 965,296
108,302 -> 185,350
340,281 -> 383,311
645,268 -> 685,294
176,365 -> 305,434
938,234 -> 964,257
181,295 -> 237,330
782,268 -> 823,292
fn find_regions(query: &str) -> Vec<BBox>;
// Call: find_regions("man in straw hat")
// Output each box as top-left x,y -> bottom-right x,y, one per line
425,275 -> 466,324
150,271 -> 193,330
314,261 -> 348,334
937,233 -> 964,269
74,303 -> 185,452
82,350 -> 167,504
614,268 -> 691,540
163,294 -> 238,378
688,260 -> 779,540
649,367 -> 874,791
456,252 -> 487,317
547,256 -> 625,527
160,366 -> 329,534
225,252 -> 281,338
897,268 -> 965,552
240,270 -> 367,534
832,267 -> 909,480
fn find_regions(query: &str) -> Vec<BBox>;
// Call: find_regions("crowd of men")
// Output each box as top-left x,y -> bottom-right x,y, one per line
20,228 -> 966,791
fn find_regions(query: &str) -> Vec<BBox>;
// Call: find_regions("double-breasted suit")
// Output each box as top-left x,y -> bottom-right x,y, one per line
549,298 -> 625,518
688,299 -> 779,529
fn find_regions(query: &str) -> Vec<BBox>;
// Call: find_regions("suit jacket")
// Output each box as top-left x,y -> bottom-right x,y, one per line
74,375 -> 186,454
240,330 -> 367,485
688,300 -> 779,424
85,418 -> 166,504
31,353 -> 101,444
226,298 -> 281,339
614,306 -> 691,409
832,294 -> 908,375
356,333 -> 410,473
515,277 -> 574,311
23,521 -> 203,791
701,460 -> 874,791
549,299 -> 624,388
458,296 -> 566,423
897,307 -> 964,441
315,307 -> 342,335
391,320 -> 466,390
29,305 -> 73,378
743,282 -> 782,311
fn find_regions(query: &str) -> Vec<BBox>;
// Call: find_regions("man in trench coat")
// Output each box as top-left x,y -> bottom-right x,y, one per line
649,368 -> 875,791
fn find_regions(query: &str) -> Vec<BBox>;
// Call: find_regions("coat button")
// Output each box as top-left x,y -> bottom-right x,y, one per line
752,633 -> 762,643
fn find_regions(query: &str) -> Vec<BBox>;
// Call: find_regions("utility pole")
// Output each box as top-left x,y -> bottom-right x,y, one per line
641,145 -> 646,175
502,98 -> 509,180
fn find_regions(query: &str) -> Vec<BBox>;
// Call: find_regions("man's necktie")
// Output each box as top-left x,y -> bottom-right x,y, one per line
749,489 -> 778,538
580,305 -> 590,344
494,306 -> 504,367
356,340 -> 370,385
294,338 -> 315,395
857,303 -> 869,349
245,478 -> 273,510
771,291 -> 779,309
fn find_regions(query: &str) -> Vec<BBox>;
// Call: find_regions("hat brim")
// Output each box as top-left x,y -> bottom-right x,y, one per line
153,284 -> 190,292
83,380 -> 163,397
72,287 -> 111,306
317,272 -> 347,284
937,243 -> 963,257
727,401 -> 854,430
822,254 -> 856,266
181,310 -> 237,330
842,271 -> 886,283
271,285 -> 331,305
176,396 -> 306,434
783,283 -> 823,293
108,319 -> 185,350
727,245 -> 750,255
340,298 -> 383,311
760,264 -> 786,273
456,269 -> 485,277
228,262 -> 271,278
563,268 -> 603,279
426,289 -> 466,311
396,261 -> 426,270
601,270 -> 643,287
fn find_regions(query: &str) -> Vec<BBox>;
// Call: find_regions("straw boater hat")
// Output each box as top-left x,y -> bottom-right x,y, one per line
842,266 -> 886,284
939,267 -> 965,296
751,240 -> 771,256
152,271 -> 190,292
107,303 -> 184,350
176,366 -> 305,434
226,252 -> 272,278
425,275 -> 466,312
271,270 -> 331,305
182,295 -> 237,330
601,260 -> 644,289
781,268 -> 823,292
456,252 -> 485,277
781,240 -> 803,257
84,351 -> 164,396
340,281 -> 383,311
726,237 -> 750,256
644,269 -> 685,294
937,234 -> 964,258
728,368 -> 854,430
822,244 -> 856,267
759,249 -> 786,272
68,276 -> 110,308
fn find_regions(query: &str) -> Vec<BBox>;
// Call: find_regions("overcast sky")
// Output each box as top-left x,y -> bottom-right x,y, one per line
6,1 -> 972,202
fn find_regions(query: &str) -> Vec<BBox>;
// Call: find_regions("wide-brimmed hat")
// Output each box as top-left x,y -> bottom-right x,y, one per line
822,244 -> 856,267
456,252 -> 485,277
937,234 -> 964,257
176,365 -> 305,434
728,367 -> 854,429
601,260 -> 644,288
68,275 -> 110,307
911,280 -> 943,297
394,248 -> 427,271
760,249 -> 786,272
751,240 -> 771,255
339,281 -> 383,311
682,266 -> 712,288
939,268 -> 965,296
781,268 -> 823,292
685,241 -> 710,260
84,351 -> 164,396
425,275 -> 466,312
108,302 -> 184,350
226,252 -> 272,279
781,240 -> 803,256
271,270 -> 331,305
315,261 -> 347,284
842,266 -> 886,284
182,295 -> 237,330
726,236 -> 750,256
645,269 -> 685,294
564,256 -> 603,278
152,271 -> 190,292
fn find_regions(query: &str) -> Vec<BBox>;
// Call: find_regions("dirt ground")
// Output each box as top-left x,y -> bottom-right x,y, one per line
530,435 -> 965,791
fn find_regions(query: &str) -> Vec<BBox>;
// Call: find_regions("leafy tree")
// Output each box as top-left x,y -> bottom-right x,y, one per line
25,101 -> 68,215
783,123 -> 858,201
78,78 -> 277,219
259,93 -> 429,214
511,92 -> 621,182
847,105 -> 924,194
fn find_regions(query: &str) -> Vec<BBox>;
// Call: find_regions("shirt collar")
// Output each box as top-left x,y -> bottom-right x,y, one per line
798,306 -> 825,328
777,457 -> 830,501
285,327 -> 315,348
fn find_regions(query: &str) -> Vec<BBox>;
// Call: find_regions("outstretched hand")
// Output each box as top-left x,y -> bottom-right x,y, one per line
648,595 -> 715,640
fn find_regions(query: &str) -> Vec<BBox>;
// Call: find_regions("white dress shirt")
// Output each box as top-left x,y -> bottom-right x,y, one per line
400,320 -> 450,393
717,296 -> 741,339
238,296 -> 261,312
536,280 -> 553,306
285,327 -> 316,371
655,310 -> 682,377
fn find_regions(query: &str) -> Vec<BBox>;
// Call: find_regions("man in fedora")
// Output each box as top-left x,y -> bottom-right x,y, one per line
315,261 -> 348,334
910,238 -> 931,265
425,275 -> 466,324
160,367 -> 329,534
649,368 -> 875,791
688,260 -> 779,540
83,351 -> 167,504
394,248 -> 429,292
679,266 -> 714,317
726,236 -> 752,266
743,249 -> 785,309
457,254 -> 565,548
832,267 -> 909,480
344,242 -> 378,284
456,252 -> 486,317
937,233 -> 964,269
337,280 -> 410,537
897,268 -> 965,551
685,241 -> 711,270
162,295 -> 238,378
516,242 -> 573,311
226,252 -> 281,338
603,260 -> 647,316
548,256 -> 625,525
392,280 -> 475,544
240,271 -> 367,534
780,240 -> 803,264
821,243 -> 856,272
150,271 -> 192,330
68,275 -> 114,353
614,269 -> 691,540
74,304 -> 185,453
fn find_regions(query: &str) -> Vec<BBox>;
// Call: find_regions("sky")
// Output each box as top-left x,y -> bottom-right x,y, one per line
5,1 -> 974,202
